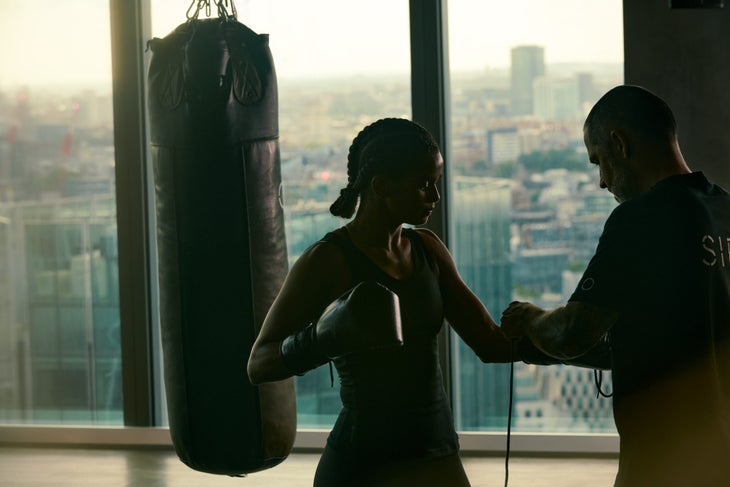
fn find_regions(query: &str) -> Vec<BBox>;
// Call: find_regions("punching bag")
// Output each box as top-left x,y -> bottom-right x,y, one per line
147,10 -> 296,476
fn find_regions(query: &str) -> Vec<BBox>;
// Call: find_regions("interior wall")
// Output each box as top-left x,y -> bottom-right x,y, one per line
623,0 -> 730,190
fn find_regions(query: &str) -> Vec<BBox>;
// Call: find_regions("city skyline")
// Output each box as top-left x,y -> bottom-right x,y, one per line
0,66 -> 620,430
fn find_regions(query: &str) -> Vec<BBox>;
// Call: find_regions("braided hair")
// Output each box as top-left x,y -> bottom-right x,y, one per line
329,118 -> 440,218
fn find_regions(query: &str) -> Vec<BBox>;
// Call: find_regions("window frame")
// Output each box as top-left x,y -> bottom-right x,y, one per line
109,0 -> 158,429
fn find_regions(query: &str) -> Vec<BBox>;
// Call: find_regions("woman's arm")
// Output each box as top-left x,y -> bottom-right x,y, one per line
416,228 -> 513,363
247,241 -> 351,384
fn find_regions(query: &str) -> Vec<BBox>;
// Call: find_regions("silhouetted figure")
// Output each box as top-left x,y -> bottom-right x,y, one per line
249,118 -> 514,487
501,85 -> 730,486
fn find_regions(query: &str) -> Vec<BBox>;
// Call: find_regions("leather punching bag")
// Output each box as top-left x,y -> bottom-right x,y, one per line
147,17 -> 296,475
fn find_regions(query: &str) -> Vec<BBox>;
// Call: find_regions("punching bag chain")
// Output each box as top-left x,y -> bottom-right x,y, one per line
186,0 -> 238,22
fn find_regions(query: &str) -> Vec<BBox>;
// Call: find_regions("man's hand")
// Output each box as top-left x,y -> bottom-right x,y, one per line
501,301 -> 617,361
500,301 -> 546,340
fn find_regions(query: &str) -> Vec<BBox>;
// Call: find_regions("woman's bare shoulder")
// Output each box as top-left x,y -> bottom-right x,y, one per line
288,231 -> 352,293
412,227 -> 449,257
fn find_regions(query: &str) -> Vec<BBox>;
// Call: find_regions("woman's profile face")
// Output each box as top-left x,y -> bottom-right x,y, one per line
385,151 -> 443,226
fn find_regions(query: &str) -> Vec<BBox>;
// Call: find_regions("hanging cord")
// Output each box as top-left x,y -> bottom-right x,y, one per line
593,332 -> 613,398
594,369 -> 613,398
186,0 -> 237,21
504,340 -> 516,487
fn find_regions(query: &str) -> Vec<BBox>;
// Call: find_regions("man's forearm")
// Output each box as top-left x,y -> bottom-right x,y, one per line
526,302 -> 617,361
517,335 -> 611,370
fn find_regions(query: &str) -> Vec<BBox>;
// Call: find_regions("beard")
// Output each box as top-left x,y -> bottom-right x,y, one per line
608,163 -> 641,203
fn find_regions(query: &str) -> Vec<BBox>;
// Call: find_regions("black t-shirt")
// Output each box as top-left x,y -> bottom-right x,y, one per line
569,172 -> 730,485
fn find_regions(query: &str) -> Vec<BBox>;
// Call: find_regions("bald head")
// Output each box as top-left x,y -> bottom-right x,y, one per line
584,85 -> 678,148
583,85 -> 690,202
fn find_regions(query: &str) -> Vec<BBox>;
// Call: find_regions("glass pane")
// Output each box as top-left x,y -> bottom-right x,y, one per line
149,0 -> 411,428
0,3 -> 121,424
447,1 -> 623,433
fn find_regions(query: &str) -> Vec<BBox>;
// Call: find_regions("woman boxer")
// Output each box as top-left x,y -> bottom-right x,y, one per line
248,117 -> 513,486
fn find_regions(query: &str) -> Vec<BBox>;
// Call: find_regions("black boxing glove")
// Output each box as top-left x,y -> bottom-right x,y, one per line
279,281 -> 404,376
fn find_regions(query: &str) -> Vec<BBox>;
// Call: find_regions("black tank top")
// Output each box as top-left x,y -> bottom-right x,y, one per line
321,227 -> 459,460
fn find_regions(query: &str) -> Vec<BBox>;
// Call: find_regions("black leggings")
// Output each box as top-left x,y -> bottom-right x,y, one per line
313,443 -> 471,487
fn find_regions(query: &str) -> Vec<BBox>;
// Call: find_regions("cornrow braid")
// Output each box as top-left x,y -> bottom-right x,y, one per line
329,186 -> 359,218
329,118 -> 440,218
329,121 -> 389,218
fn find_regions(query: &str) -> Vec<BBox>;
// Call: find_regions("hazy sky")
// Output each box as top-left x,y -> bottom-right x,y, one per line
0,0 -> 623,87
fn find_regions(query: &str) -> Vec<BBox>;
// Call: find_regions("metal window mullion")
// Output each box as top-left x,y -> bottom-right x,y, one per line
109,0 -> 156,427
409,0 -> 453,400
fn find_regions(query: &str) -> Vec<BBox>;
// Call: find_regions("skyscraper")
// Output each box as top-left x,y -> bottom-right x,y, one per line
1,196 -> 122,423
533,76 -> 582,121
449,176 -> 513,429
510,45 -> 546,117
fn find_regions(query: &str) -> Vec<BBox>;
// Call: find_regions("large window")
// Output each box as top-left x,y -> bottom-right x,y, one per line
0,0 -> 625,445
446,0 -> 623,433
0,2 -> 122,424
149,0 -> 411,428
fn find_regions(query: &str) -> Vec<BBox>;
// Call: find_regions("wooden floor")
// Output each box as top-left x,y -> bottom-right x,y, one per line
0,447 -> 618,486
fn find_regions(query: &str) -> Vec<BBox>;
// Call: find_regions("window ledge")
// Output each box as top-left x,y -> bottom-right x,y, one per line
0,426 -> 619,455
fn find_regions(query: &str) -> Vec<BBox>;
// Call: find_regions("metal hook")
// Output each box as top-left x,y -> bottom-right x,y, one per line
216,0 -> 238,21
186,0 -> 209,20
185,0 -> 201,20
186,0 -> 237,21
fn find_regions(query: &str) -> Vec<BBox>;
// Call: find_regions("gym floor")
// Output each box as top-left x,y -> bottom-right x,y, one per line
0,447 -> 619,486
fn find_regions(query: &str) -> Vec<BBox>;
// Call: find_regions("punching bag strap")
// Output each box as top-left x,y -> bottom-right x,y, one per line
186,0 -> 238,22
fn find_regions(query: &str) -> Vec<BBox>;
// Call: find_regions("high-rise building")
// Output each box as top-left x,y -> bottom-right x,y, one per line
486,127 -> 520,165
0,196 -> 122,423
533,76 -> 582,121
449,176 -> 513,429
510,45 -> 545,116
515,363 -> 614,431
576,72 -> 597,111
0,216 -> 13,411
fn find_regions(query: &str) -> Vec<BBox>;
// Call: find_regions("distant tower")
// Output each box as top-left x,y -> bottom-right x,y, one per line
576,72 -> 597,114
533,76 -> 581,121
510,45 -> 545,116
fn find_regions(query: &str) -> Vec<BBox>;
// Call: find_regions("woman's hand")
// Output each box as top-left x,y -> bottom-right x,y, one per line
500,301 -> 546,340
